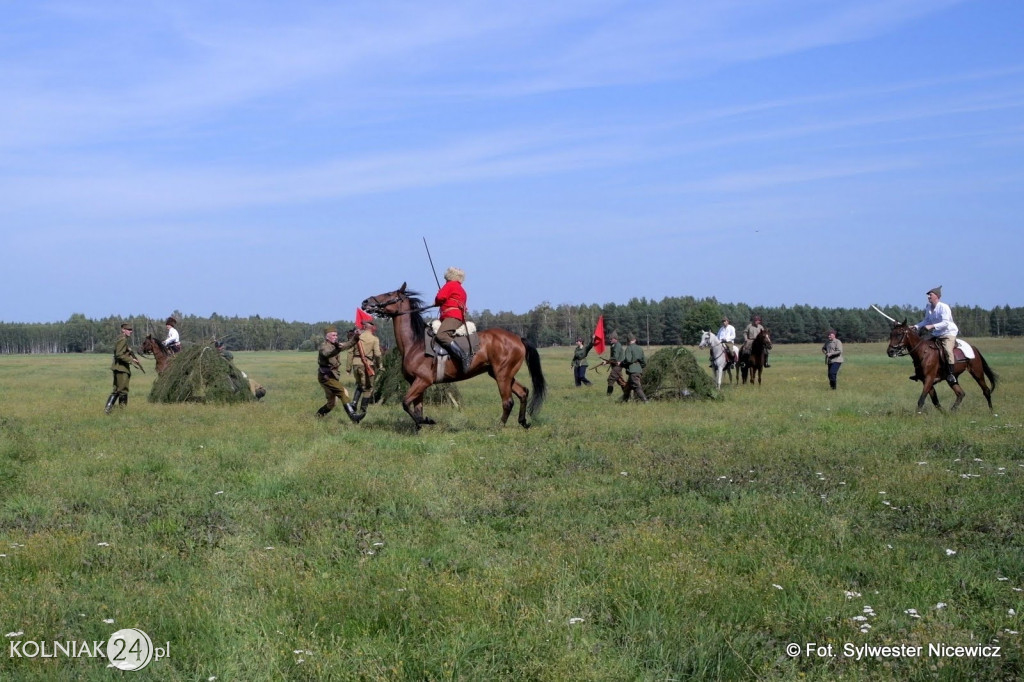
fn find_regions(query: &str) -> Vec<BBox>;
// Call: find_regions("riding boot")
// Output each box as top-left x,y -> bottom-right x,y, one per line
829,380 -> 837,390
359,397 -> 371,414
118,394 -> 128,407
446,342 -> 470,373
946,362 -> 957,384
347,389 -> 362,416
315,405 -> 331,418
764,351 -> 771,368
606,385 -> 614,396
104,393 -> 118,414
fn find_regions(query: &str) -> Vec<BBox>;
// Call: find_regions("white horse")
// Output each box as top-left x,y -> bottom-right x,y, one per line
698,331 -> 738,389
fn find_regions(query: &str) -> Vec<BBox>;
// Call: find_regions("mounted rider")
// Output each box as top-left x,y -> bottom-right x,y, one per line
742,314 -> 770,367
433,266 -> 471,373
163,316 -> 182,355
715,316 -> 738,367
915,285 -> 959,384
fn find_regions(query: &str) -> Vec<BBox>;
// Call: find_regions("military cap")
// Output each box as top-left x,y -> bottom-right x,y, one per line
324,324 -> 338,334
121,323 -> 133,331
627,332 -> 637,342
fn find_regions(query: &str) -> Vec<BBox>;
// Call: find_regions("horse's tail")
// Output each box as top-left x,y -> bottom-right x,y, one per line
980,350 -> 998,393
522,338 -> 547,416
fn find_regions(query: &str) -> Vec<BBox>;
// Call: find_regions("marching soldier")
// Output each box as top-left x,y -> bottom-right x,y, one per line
620,333 -> 648,402
316,325 -> 362,422
105,323 -> 143,413
605,330 -> 627,395
348,320 -> 382,417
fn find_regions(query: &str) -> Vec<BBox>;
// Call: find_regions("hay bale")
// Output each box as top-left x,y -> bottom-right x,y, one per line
373,347 -> 462,407
641,346 -> 720,401
148,340 -> 254,404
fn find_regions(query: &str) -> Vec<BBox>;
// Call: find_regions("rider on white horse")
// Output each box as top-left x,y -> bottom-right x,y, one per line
716,317 -> 738,366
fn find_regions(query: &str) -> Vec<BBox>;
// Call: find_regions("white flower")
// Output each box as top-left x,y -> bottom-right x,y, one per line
103,619 -> 114,624
97,542 -> 110,546
214,491 -> 224,495
772,584 -> 784,590
568,617 -> 585,625
1009,609 -> 1017,616
5,631 -> 24,638
852,615 -> 867,622
998,577 -> 1010,581
905,609 -> 921,619
945,549 -> 957,556
844,591 -> 862,600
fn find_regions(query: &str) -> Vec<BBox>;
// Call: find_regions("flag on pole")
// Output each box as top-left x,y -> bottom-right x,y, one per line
592,315 -> 606,355
356,308 -> 374,329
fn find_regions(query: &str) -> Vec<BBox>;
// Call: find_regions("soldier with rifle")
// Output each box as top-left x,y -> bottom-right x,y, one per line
348,320 -> 382,417
105,322 -> 145,414
598,330 -> 628,396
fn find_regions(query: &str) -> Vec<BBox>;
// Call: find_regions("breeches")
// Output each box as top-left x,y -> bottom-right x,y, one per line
111,371 -> 130,396
437,317 -> 463,340
937,336 -> 956,364
352,364 -> 374,391
607,365 -> 624,387
319,375 -> 351,407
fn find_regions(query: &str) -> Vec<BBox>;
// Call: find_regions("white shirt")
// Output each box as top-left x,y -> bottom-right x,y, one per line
717,324 -> 736,343
164,326 -> 180,347
916,301 -> 958,337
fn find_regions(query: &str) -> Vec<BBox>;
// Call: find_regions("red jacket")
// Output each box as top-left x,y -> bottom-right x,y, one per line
435,281 -> 467,321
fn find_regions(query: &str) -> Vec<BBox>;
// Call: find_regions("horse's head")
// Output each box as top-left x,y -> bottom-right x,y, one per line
698,331 -> 713,348
140,334 -> 157,355
362,282 -> 426,319
759,328 -> 773,350
887,319 -> 915,357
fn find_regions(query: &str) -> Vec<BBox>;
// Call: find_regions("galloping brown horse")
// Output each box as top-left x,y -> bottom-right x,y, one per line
740,328 -> 772,385
140,334 -> 172,375
886,321 -> 996,413
361,284 -> 546,430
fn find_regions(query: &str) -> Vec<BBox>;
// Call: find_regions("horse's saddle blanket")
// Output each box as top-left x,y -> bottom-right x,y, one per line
429,319 -> 477,336
424,329 -> 480,359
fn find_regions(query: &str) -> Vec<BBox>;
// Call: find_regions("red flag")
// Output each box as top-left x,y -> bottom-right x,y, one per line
355,308 -> 374,329
592,315 -> 606,355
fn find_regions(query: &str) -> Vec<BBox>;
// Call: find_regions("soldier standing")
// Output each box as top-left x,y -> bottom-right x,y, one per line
316,325 -> 362,422
571,337 -> 594,387
605,330 -> 627,396
348,320 -> 382,417
105,323 -> 142,413
620,333 -> 648,402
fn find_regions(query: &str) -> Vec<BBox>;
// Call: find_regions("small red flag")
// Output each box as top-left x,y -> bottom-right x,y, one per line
592,315 -> 606,355
355,308 -> 374,329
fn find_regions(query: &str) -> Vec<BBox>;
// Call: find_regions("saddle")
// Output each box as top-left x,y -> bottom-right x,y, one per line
424,323 -> 481,381
928,338 -> 974,361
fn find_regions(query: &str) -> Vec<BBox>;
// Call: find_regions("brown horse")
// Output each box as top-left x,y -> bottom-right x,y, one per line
740,328 -> 771,385
361,283 -> 546,430
886,321 -> 996,413
140,334 -> 172,375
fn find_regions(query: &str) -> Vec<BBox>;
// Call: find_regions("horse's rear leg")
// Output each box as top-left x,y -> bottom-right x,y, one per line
969,366 -> 995,410
510,379 -> 530,428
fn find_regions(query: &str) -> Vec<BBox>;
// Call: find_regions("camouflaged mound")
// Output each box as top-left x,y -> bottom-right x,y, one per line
148,340 -> 254,404
373,347 -> 462,407
641,346 -> 720,401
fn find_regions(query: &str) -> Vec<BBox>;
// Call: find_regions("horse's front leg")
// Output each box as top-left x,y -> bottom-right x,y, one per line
402,378 -> 436,429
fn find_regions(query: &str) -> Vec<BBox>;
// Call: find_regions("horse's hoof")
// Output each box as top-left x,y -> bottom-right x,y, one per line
519,419 -> 530,429
421,417 -> 436,425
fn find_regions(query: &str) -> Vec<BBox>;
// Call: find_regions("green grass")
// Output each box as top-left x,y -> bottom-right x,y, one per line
1,339 -> 1023,680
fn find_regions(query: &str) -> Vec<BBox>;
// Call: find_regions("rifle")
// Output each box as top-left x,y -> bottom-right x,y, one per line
128,349 -> 146,374
355,337 -> 375,379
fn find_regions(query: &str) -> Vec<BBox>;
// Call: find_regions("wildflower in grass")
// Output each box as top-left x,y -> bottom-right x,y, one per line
6,631 -> 24,638
863,606 -> 875,616
852,616 -> 867,622
917,461 -> 928,465
1009,609 -> 1017,616
103,619 -> 114,624
998,577 -> 1010,581
844,591 -> 861,600
936,602 -> 947,609
773,584 -> 783,590
905,609 -> 921,619
97,542 -> 110,546
1006,629 -> 1019,635
945,549 -> 957,556
215,491 -> 224,495
568,618 -> 585,625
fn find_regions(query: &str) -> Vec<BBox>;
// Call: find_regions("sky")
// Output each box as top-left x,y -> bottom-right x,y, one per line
2,0 -> 1022,324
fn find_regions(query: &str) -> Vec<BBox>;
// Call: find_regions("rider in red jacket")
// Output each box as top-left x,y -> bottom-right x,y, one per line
434,267 -> 470,372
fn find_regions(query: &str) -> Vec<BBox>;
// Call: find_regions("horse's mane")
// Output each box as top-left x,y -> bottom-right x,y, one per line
403,291 -> 428,340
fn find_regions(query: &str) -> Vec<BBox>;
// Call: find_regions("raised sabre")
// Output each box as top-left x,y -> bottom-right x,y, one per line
871,304 -> 897,324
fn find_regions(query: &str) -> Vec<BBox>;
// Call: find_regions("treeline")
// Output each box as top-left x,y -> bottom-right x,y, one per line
3,300 -> 1023,354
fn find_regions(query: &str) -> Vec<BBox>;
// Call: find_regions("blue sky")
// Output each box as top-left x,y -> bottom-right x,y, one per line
3,0 -> 1022,324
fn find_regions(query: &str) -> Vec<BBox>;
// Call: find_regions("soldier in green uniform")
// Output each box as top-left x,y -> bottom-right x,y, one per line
348,320 -> 382,417
620,333 -> 648,402
105,323 -> 142,414
571,337 -> 594,387
605,331 -> 627,396
316,325 -> 362,422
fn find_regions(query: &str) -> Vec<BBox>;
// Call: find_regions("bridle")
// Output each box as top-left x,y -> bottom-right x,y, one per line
363,290 -> 437,318
889,325 -> 922,357
701,332 -> 726,364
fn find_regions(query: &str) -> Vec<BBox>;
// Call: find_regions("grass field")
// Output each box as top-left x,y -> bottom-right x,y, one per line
2,339 -> 1023,681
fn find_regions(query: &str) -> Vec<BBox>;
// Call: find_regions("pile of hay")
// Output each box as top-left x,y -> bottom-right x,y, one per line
149,340 -> 254,404
640,346 -> 720,401
373,347 -> 462,407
